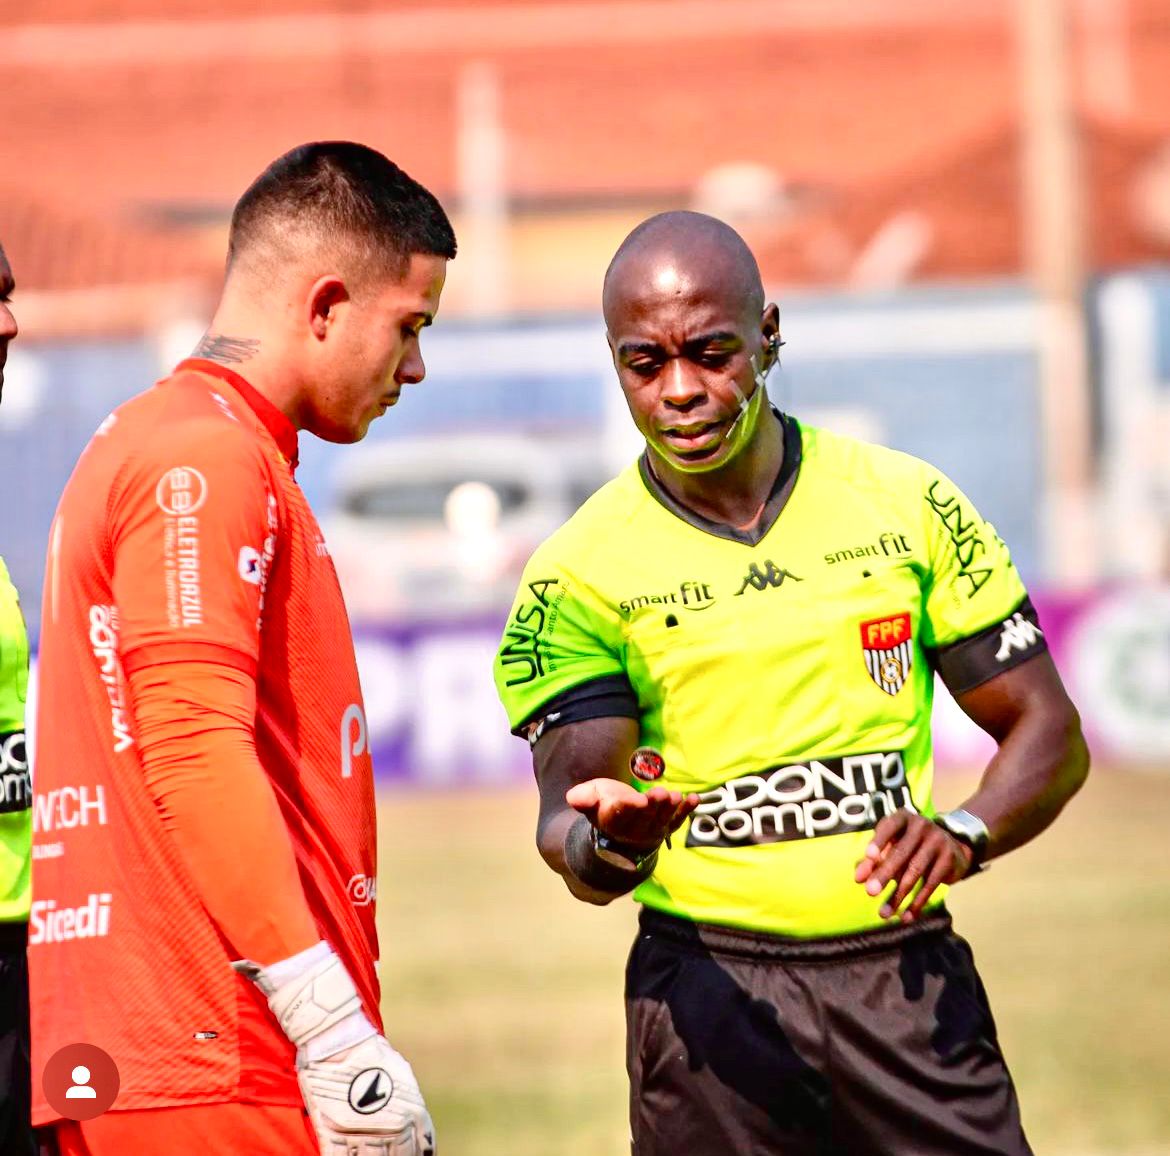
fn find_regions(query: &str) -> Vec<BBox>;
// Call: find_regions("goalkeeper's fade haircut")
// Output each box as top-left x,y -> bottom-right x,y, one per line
227,141 -> 457,285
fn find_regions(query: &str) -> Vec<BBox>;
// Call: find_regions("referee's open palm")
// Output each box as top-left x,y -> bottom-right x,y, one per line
566,779 -> 699,849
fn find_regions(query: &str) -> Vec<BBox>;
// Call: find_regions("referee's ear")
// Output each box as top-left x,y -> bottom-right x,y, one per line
760,303 -> 782,372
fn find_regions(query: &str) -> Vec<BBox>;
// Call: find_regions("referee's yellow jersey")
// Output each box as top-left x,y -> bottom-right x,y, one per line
495,415 -> 1047,938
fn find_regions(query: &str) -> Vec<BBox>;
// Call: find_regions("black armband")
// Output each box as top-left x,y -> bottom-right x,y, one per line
513,674 -> 639,746
931,596 -> 1048,695
563,815 -> 659,895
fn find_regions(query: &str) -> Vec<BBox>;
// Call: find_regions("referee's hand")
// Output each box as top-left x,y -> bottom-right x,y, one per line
854,809 -> 974,923
566,779 -> 699,849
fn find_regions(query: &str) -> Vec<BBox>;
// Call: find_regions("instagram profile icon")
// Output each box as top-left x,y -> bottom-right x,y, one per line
44,1044 -> 120,1120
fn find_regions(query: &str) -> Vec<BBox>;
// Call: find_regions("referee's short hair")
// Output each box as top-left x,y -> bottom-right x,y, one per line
227,141 -> 456,283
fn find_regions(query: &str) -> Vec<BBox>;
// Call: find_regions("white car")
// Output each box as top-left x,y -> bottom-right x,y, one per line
323,433 -> 611,622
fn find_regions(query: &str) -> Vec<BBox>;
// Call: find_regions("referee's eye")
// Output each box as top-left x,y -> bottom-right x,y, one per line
627,360 -> 661,378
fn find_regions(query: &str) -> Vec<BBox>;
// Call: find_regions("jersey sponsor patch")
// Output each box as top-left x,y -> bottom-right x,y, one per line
498,578 -> 564,687
860,613 -> 913,695
923,478 -> 994,598
346,873 -> 377,907
238,546 -> 263,585
619,581 -> 715,616
88,606 -> 134,753
823,531 -> 912,566
34,785 -> 108,832
155,466 -> 208,516
340,703 -> 368,779
685,751 -> 912,848
0,730 -> 30,813
29,892 -> 113,945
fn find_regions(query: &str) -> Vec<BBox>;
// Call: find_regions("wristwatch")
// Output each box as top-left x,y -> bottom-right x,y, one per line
933,808 -> 991,877
592,828 -> 660,873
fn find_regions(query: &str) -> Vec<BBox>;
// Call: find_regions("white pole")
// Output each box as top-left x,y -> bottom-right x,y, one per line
455,60 -> 509,317
1017,0 -> 1097,588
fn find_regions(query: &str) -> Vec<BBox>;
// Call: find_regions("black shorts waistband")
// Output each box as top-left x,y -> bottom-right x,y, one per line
0,920 -> 28,951
637,906 -> 952,962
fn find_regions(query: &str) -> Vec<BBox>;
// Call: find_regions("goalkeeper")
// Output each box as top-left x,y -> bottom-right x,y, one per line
493,211 -> 1090,1155
31,143 -> 455,1156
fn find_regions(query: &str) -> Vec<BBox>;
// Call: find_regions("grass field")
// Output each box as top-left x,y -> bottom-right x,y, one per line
376,767 -> 1170,1156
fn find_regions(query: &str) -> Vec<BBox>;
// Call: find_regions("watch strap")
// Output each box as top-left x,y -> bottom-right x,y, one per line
592,828 -> 660,874
933,808 -> 990,876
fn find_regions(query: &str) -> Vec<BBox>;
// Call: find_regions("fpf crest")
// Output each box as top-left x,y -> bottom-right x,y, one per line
860,612 -> 913,695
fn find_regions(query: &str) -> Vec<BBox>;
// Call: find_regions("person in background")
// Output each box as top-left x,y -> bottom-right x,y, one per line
0,241 -> 35,1156
494,210 -> 1090,1155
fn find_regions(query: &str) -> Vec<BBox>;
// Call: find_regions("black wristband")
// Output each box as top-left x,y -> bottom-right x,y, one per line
563,815 -> 659,895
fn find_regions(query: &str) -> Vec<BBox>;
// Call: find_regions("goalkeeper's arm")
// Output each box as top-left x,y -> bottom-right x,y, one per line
128,660 -> 435,1155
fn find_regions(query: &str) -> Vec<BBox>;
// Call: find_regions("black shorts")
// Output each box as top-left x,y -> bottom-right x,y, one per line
0,922 -> 35,1156
626,908 -> 1031,1156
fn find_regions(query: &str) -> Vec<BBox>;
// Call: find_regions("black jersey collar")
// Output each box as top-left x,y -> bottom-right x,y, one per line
637,410 -> 803,546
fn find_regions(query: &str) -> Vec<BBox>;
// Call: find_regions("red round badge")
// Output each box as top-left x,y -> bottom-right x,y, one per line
630,747 -> 666,782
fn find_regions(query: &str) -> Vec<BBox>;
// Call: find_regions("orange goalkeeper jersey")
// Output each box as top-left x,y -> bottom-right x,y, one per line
31,360 -> 379,1120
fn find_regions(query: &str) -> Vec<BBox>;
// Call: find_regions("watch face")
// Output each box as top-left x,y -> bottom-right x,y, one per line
939,810 -> 989,850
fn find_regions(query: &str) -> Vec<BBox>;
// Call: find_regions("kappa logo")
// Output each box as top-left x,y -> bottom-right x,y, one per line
995,612 -> 1044,662
860,613 -> 914,695
525,711 -> 561,749
735,560 -> 802,596
348,1068 -> 394,1115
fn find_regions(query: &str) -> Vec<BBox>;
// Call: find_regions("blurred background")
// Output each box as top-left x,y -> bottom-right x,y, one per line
2,0 -> 1169,1152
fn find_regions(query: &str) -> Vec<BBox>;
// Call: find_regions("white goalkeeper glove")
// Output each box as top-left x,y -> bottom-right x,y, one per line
234,941 -> 436,1156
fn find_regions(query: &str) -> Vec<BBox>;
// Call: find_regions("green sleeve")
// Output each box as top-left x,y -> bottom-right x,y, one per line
494,552 -> 625,732
919,467 -> 1030,649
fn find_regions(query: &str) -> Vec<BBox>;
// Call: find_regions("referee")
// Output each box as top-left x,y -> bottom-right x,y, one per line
0,240 -> 34,1156
493,211 -> 1089,1155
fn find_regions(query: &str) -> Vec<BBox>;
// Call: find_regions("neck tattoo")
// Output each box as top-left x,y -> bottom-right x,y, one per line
193,334 -> 260,365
